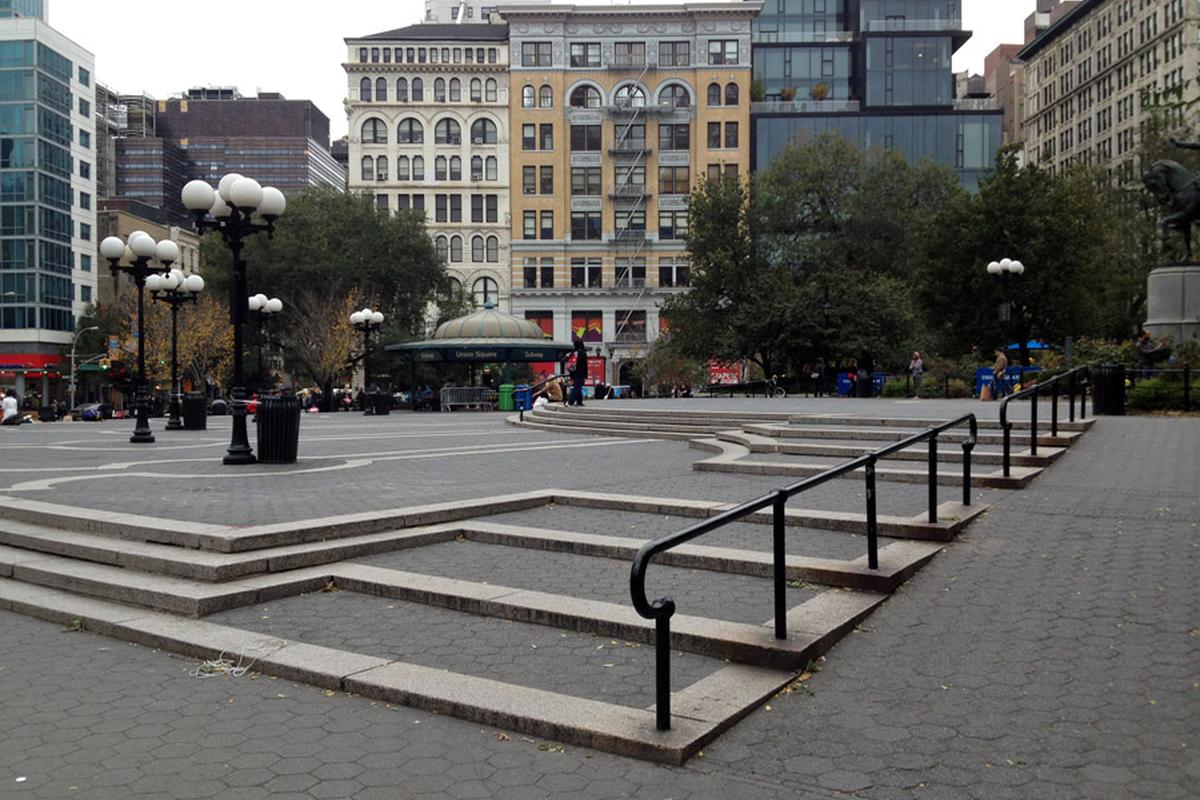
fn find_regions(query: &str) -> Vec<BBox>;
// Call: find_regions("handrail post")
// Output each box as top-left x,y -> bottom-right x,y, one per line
1185,366 -> 1192,413
1051,380 -> 1059,437
962,419 -> 974,507
927,434 -> 938,523
1002,408 -> 1011,478
655,616 -> 671,730
1068,371 -> 1076,422
865,456 -> 878,570
773,492 -> 787,641
1081,370 -> 1087,419
1029,386 -> 1039,457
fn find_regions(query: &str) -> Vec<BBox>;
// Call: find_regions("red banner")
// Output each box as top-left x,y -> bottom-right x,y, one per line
707,360 -> 743,385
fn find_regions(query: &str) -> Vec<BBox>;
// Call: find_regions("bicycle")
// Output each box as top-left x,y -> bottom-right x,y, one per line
766,375 -> 787,399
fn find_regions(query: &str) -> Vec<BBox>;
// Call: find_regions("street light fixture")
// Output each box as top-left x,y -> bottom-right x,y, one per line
248,294 -> 283,395
100,233 -> 175,443
351,308 -> 385,413
68,325 -> 99,412
148,265 -> 204,430
985,257 -> 1024,333
181,174 -> 286,465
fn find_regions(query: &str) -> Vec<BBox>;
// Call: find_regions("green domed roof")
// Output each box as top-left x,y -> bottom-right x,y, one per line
432,303 -> 544,341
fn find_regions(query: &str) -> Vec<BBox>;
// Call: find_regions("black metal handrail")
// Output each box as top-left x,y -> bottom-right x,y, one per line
630,413 -> 978,731
998,366 -> 1089,477
517,373 -> 567,422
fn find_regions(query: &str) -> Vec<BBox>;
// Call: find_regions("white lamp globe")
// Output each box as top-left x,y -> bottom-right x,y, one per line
361,308 -> 372,319
230,177 -> 264,211
210,193 -> 233,219
217,173 -> 245,203
130,234 -> 157,259
254,293 -> 268,308
986,261 -> 1002,275
999,258 -> 1013,271
170,268 -> 186,286
156,240 -> 180,265
129,229 -> 150,242
370,311 -> 384,325
163,272 -> 180,291
146,274 -> 163,292
1010,260 -> 1025,275
248,296 -> 262,311
184,274 -> 205,294
182,180 -> 216,212
350,311 -> 364,325
266,298 -> 283,313
99,237 -> 126,260
259,187 -> 286,219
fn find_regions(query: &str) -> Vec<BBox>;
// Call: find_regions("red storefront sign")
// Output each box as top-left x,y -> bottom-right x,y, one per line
707,360 -> 744,385
533,355 -> 607,386
0,353 -> 63,380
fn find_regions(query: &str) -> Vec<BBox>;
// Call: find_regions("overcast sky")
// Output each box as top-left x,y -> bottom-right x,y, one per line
49,0 -> 1028,141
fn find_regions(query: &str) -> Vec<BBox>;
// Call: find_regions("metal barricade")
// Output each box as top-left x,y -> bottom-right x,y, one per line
439,386 -> 499,411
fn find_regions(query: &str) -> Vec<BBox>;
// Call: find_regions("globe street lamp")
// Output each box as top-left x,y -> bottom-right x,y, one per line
148,267 -> 204,430
248,294 -> 283,395
351,308 -> 385,413
181,175 -> 286,465
100,233 -> 176,443
986,257 -> 1025,346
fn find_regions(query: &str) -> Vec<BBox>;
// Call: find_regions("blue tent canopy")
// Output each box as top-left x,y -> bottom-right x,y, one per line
1007,340 -> 1050,350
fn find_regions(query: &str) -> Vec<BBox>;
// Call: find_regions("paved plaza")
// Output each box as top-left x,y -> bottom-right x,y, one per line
0,398 -> 1196,799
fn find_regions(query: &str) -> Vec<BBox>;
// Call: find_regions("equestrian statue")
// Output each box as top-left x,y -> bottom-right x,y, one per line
1142,139 -> 1200,262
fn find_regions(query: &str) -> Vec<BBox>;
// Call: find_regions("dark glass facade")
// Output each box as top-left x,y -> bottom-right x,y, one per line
751,0 -> 1001,188
0,38 -> 75,333
0,0 -> 45,20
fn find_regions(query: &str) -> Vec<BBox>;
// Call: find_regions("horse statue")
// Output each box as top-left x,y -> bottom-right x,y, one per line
1143,156 -> 1200,262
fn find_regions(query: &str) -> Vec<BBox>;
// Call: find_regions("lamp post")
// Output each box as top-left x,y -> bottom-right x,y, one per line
148,267 -> 204,430
180,174 -> 286,465
351,308 -> 385,413
69,325 -> 99,412
99,232 -> 176,443
248,294 -> 283,395
986,257 -> 1025,351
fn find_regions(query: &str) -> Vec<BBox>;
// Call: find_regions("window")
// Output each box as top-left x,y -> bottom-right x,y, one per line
376,155 -> 388,181
488,48 -> 498,63
571,166 -> 601,195
570,259 -> 602,288
708,40 -> 738,65
79,191 -> 91,210
472,156 -> 484,181
436,236 -> 449,262
523,166 -> 536,194
376,194 -> 389,211
449,78 -> 461,102
472,235 -> 484,261
523,85 -> 536,107
360,77 -> 372,102
79,130 -> 90,148
540,211 -> 553,239
706,163 -> 722,182
616,209 -> 645,235
397,78 -> 408,102
522,124 -> 536,151
383,48 -> 391,63
362,118 -> 387,143
81,254 -> 91,272
79,161 -> 90,179
471,119 -> 497,144
659,123 -> 689,150
571,212 -> 602,240
707,122 -> 721,148
570,42 -> 601,67
614,42 -> 645,68
485,79 -> 497,102
523,258 -> 547,289
659,166 -> 689,194
615,85 -> 645,108
539,124 -> 553,150
412,77 -> 424,101
707,82 -> 721,106
613,310 -> 646,342
471,194 -> 483,223
613,123 -> 645,151
473,277 -> 498,307
470,78 -> 482,102
436,194 -> 448,222
540,85 -> 553,107
434,78 -> 446,102
659,258 -> 690,287
523,210 -> 536,239
615,258 -> 646,288
450,236 -> 462,262
725,121 -> 738,148
435,119 -> 461,145
572,310 -> 603,342
615,164 -> 645,193
569,85 -> 602,108
724,163 -> 738,180
376,78 -> 388,102
486,236 -> 498,262
449,156 -> 461,180
450,194 -> 462,222
79,222 -> 91,241
398,119 -> 424,144
540,166 -> 553,194
398,156 -> 410,180
486,194 -> 497,223
359,47 -> 369,63
660,41 -> 690,67
371,48 -> 380,63
725,83 -> 739,106
570,124 -> 601,151
659,209 -> 688,240
522,42 -> 553,67
662,84 -> 690,108
412,156 -> 425,180
485,156 -> 497,180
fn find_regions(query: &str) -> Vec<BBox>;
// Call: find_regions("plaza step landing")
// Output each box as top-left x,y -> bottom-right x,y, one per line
716,430 -> 1065,468
742,423 -> 1080,449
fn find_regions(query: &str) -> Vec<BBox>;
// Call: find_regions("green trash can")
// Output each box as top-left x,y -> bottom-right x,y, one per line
498,384 -> 515,412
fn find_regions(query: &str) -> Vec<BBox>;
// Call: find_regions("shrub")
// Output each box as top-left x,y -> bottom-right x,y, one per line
947,378 -> 971,398
1127,377 -> 1195,411
881,377 -> 908,398
1071,337 -> 1136,366
1170,339 -> 1200,369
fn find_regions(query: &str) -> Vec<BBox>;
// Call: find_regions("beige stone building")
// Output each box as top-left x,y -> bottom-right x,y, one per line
1018,0 -> 1200,181
503,2 -> 757,386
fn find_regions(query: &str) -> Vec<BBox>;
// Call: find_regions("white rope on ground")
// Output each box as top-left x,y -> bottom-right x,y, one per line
189,639 -> 288,679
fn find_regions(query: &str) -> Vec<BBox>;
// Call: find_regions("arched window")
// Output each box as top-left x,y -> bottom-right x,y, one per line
446,277 -> 463,299
522,85 -> 535,108
435,118 -> 461,145
435,236 -> 449,262
569,85 -> 601,108
470,78 -> 482,102
473,276 -> 498,307
725,83 -> 739,106
376,78 -> 388,102
485,78 -> 498,102
615,85 -> 646,108
471,155 -> 483,180
396,77 -> 408,102
411,77 -> 424,101
434,77 -> 446,102
361,118 -> 387,143
360,77 -> 372,102
485,236 -> 498,262
540,85 -> 553,107
470,119 -> 497,144
434,156 -> 447,181
449,156 -> 461,180
471,235 -> 484,262
375,155 -> 388,181
397,156 -> 410,181
411,156 -> 425,180
397,118 -> 423,144
707,82 -> 721,106
485,156 -> 497,181
449,78 -> 461,102
662,84 -> 691,108
449,235 -> 462,263
360,156 -> 374,181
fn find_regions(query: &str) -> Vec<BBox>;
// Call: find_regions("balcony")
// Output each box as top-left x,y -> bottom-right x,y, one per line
613,229 -> 646,243
953,97 -> 1000,111
609,184 -> 648,199
609,144 -> 653,157
751,100 -> 860,114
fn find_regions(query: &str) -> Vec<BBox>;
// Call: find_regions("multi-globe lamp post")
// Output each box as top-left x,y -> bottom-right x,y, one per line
351,308 -> 385,411
248,293 -> 283,394
99,232 -> 179,443
147,269 -> 205,430
180,174 -> 286,465
986,258 -> 1025,347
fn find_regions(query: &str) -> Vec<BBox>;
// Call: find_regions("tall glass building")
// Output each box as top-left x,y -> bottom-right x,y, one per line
0,0 -> 45,20
751,0 -> 1002,188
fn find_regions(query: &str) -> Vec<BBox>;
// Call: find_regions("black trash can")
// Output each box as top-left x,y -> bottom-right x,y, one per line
210,398 -> 228,416
1092,364 -> 1126,416
38,405 -> 56,422
182,392 -> 207,430
256,395 -> 302,463
373,391 -> 391,416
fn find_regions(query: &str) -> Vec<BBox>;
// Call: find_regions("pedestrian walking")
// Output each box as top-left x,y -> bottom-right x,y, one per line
992,348 -> 1010,399
909,351 -> 925,398
812,357 -> 826,397
568,339 -> 588,407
